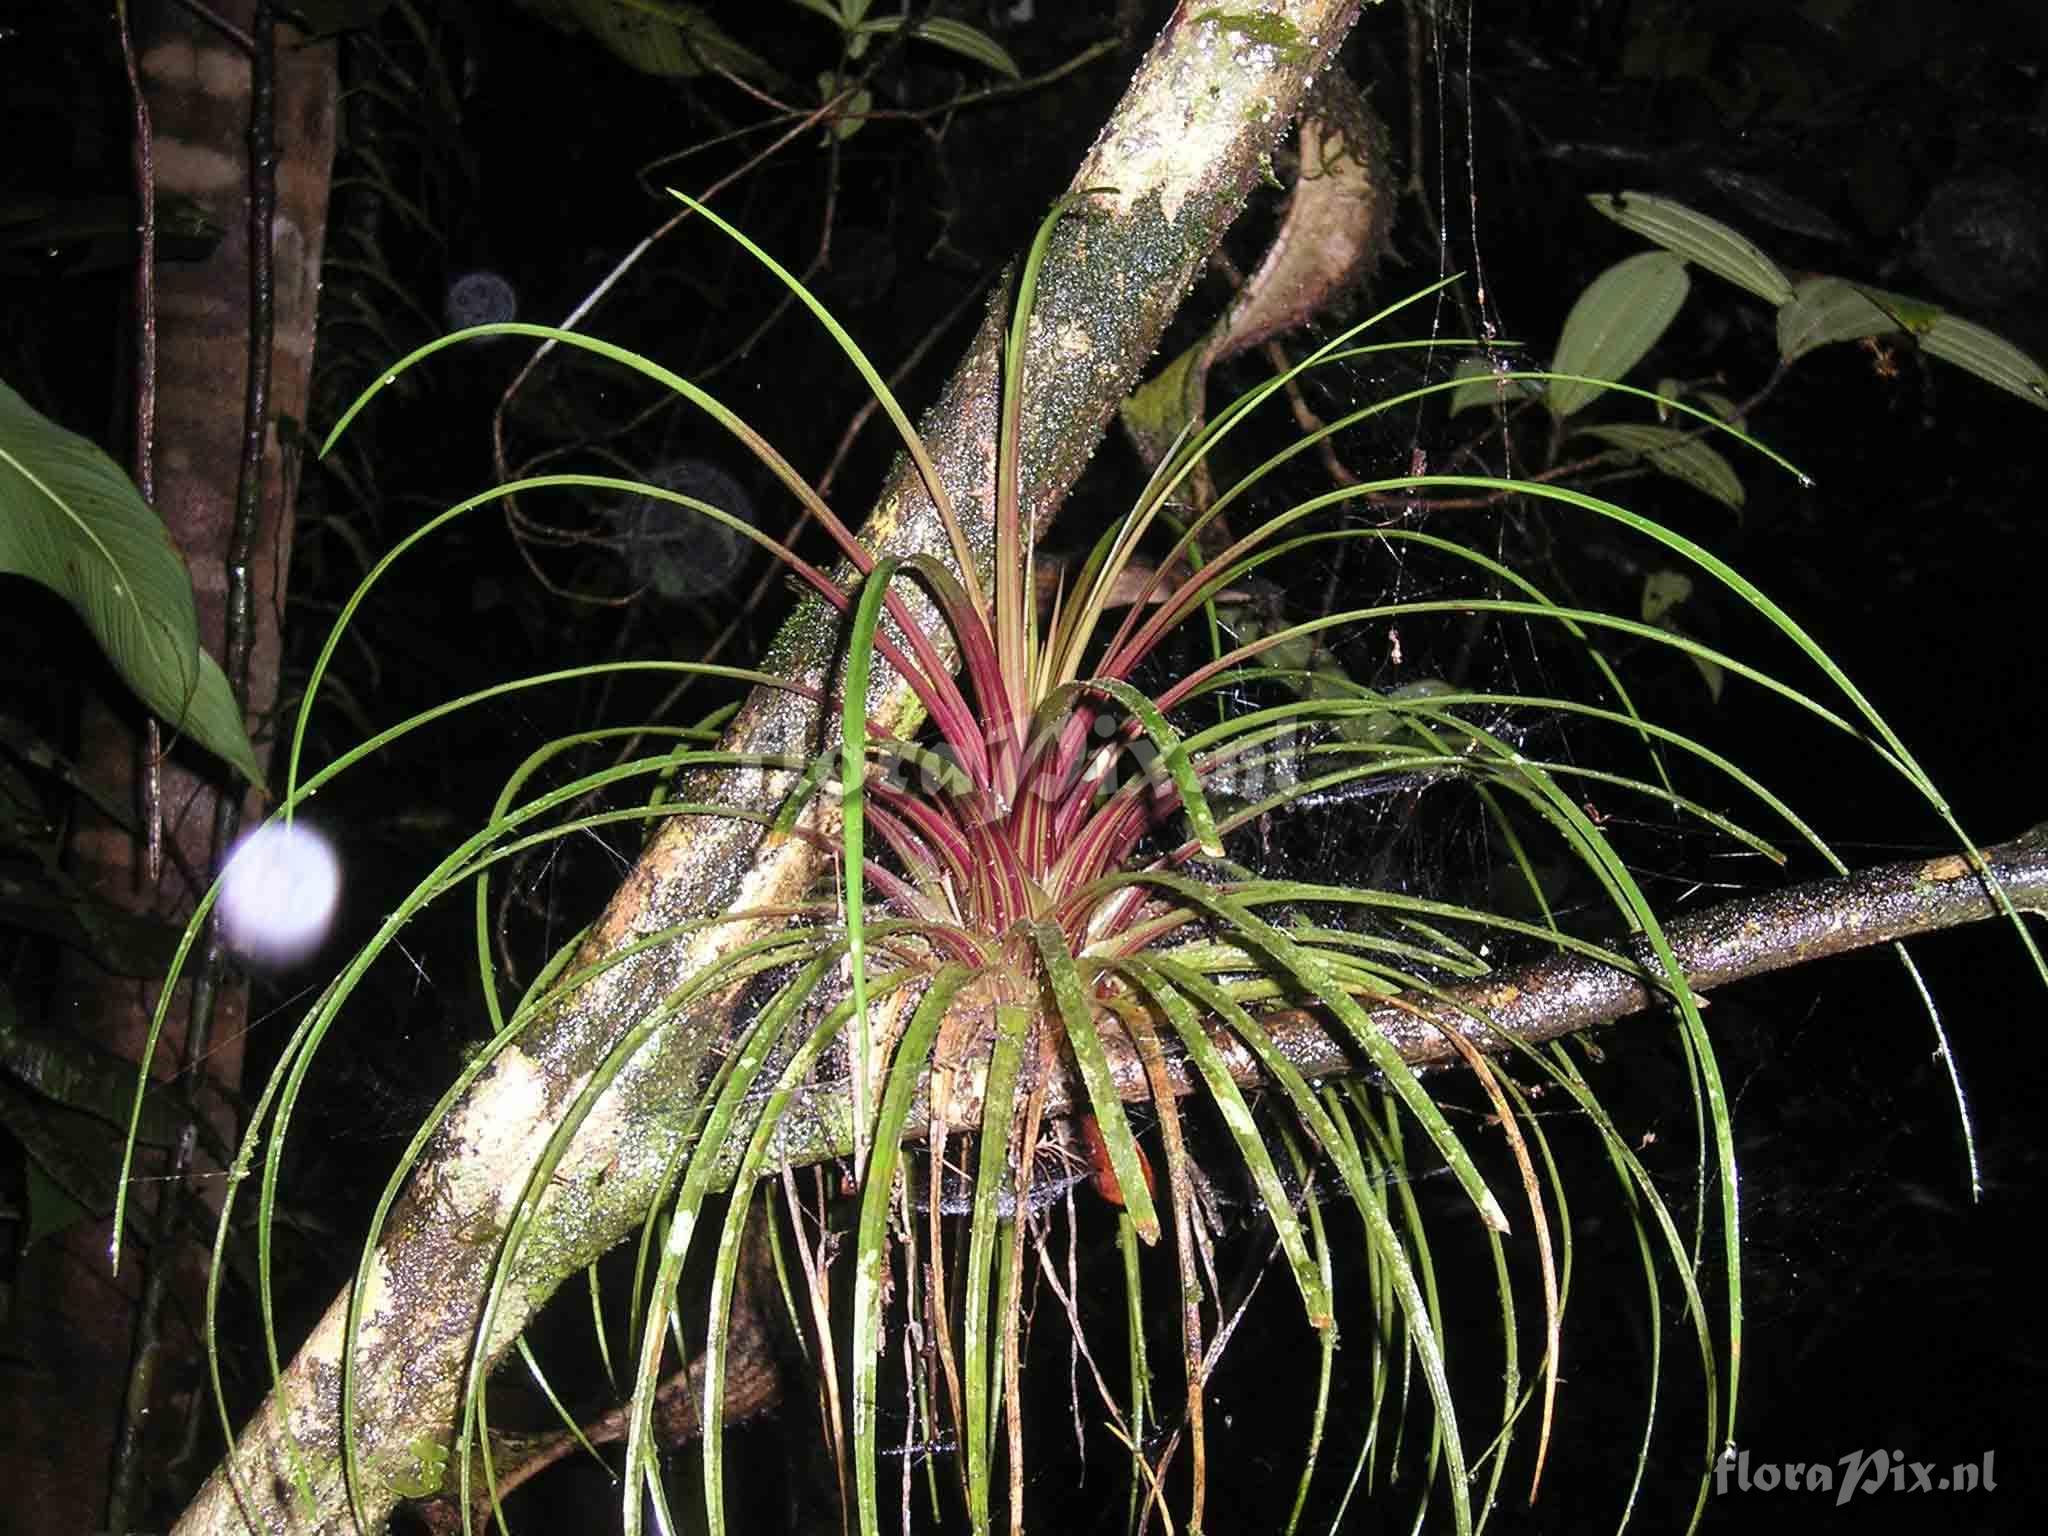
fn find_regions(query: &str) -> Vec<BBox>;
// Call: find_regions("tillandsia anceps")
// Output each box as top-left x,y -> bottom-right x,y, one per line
117,189 -> 2037,1536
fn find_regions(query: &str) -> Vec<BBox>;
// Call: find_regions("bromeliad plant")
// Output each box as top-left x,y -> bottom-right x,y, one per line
128,192 -> 2023,1536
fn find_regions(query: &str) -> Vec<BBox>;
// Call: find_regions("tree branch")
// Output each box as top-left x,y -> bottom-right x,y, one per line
788,824 -> 2048,1156
172,7 -> 1377,1532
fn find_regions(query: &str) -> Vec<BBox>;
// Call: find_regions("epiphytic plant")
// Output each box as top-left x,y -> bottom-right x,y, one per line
125,189 -> 2036,1536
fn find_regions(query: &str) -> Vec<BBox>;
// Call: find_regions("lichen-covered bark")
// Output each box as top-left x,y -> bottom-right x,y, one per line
172,5 -> 1374,1531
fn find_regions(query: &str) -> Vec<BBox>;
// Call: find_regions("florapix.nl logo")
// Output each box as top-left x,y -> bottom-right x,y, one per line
1716,1446 -> 1997,1506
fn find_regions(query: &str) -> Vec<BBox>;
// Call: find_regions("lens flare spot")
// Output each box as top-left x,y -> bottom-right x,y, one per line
218,822 -> 341,967
443,269 -> 518,331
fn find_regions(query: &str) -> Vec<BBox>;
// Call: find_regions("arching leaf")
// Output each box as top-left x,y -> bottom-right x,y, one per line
0,379 -> 262,786
1587,191 -> 1794,305
1922,312 -> 2048,411
855,15 -> 1020,78
515,0 -> 785,85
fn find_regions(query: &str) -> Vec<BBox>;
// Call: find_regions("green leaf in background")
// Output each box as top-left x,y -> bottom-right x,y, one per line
0,868 -> 187,977
1652,377 -> 1742,428
1447,352 -> 1541,414
0,379 -> 263,786
1449,353 -> 1498,414
1692,387 -> 1742,425
1,981 -> 192,1244
1575,422 -> 1745,511
1773,278 -> 2046,408
817,73 -> 874,140
1641,568 -> 1724,702
1587,191 -> 1794,305
1775,276 -> 1895,361
1548,251 -> 1690,418
20,1154 -> 91,1250
513,0 -> 785,86
0,985 -> 199,1144
1922,312 -> 2048,411
856,15 -> 1020,78
1119,336 -> 1208,461
1639,567 -> 1692,626
0,191 -> 226,277
1856,286 -> 1942,337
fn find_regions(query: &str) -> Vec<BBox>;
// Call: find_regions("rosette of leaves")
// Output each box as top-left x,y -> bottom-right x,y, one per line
128,196 -> 2006,1536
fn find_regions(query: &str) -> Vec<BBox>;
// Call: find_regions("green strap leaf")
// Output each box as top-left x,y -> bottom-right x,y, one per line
852,964 -> 970,1536
963,996 -> 1033,1534
842,555 -> 905,1171
1030,921 -> 1161,1243
1046,674 -> 1225,858
1155,959 -> 1475,1536
1116,873 -> 1509,1236
1116,960 -> 1332,1330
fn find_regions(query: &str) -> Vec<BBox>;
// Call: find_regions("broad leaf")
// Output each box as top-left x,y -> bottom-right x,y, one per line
0,866 -> 186,976
1449,354 -> 1496,414
0,380 -> 263,786
20,1153 -> 91,1250
1548,252 -> 1690,418
1775,276 -> 1895,361
1922,312 -> 2048,411
1642,568 -> 1725,701
513,0 -> 785,85
0,191 -> 225,276
1775,279 -> 2047,408
0,990 -> 198,1144
857,15 -> 1020,78
1576,422 -> 1745,510
1588,191 -> 1794,305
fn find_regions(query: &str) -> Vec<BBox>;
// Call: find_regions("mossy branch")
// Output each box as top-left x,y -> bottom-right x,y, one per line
170,6 -> 1379,1533
696,823 -> 2048,1179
